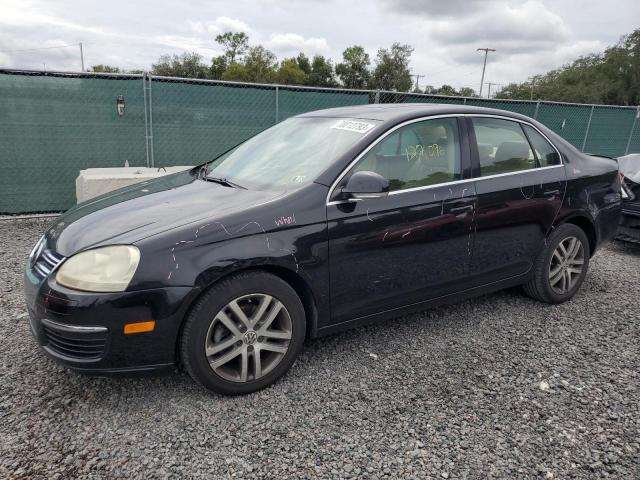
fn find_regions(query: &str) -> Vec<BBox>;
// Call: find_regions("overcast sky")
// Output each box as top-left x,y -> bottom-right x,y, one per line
1,0 -> 638,92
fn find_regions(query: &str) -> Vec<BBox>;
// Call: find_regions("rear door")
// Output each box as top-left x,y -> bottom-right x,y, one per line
327,116 -> 477,324
467,116 -> 566,284
521,123 -> 567,229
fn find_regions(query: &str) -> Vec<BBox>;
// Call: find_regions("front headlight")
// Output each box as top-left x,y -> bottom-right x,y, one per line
56,245 -> 140,292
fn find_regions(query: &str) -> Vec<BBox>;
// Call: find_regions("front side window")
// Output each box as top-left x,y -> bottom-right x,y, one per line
472,118 -> 535,176
523,125 -> 561,167
208,117 -> 380,189
351,117 -> 461,191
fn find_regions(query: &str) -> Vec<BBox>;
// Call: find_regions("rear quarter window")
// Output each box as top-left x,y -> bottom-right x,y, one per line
523,124 -> 561,167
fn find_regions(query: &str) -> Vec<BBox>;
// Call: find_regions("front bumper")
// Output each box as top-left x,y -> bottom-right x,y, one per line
24,262 -> 197,375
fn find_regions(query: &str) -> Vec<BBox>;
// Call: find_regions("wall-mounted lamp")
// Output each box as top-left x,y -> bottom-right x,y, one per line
116,95 -> 125,116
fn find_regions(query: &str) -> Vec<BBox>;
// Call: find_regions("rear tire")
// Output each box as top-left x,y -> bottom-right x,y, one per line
180,271 -> 306,395
523,223 -> 590,304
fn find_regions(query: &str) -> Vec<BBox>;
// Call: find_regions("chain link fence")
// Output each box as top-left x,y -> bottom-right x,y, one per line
1,69 -> 639,214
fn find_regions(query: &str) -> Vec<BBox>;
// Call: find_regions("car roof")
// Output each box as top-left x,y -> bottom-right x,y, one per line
298,103 -> 532,124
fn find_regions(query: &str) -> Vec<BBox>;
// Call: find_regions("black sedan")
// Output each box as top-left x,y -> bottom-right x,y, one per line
24,104 -> 622,395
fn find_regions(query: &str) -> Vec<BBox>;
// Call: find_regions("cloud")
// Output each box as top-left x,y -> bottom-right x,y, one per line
188,18 -> 330,58
188,16 -> 254,37
264,33 -> 330,56
2,0 -> 108,35
0,0 -> 631,88
429,1 -> 570,48
151,34 -> 217,53
213,16 -> 254,35
382,0 -> 488,17
187,18 -> 331,58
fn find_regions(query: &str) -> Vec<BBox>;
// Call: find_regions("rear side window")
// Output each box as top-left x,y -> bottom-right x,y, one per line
472,118 -> 535,176
523,125 -> 561,167
352,117 -> 461,191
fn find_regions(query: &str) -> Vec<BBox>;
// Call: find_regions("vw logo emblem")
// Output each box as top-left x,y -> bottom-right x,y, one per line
243,330 -> 257,345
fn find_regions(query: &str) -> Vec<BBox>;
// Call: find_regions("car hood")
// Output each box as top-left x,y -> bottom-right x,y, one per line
46,170 -> 286,257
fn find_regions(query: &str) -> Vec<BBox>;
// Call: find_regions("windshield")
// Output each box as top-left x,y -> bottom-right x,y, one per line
206,117 -> 380,189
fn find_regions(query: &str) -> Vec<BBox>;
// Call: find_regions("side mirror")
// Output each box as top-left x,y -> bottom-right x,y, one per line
341,170 -> 390,200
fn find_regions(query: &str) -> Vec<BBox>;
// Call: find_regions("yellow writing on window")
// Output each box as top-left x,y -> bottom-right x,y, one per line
405,143 -> 446,161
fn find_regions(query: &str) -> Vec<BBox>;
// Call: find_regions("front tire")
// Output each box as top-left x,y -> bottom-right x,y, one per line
523,223 -> 590,304
180,271 -> 306,395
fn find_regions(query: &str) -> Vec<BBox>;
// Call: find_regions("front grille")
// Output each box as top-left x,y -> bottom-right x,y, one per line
32,249 -> 64,280
42,320 -> 107,360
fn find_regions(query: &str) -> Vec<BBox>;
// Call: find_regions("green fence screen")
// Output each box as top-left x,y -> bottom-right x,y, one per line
0,70 -> 638,213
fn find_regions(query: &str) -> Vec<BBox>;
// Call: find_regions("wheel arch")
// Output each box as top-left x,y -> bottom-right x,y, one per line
175,264 -> 319,362
557,214 -> 597,257
256,264 -> 319,339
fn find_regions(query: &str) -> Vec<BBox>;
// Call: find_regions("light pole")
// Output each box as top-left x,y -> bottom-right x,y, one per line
412,73 -> 425,91
79,42 -> 85,72
485,82 -> 501,99
477,48 -> 495,98
529,75 -> 538,101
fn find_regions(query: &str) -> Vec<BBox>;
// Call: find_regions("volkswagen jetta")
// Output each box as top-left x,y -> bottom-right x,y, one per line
24,104 -> 622,395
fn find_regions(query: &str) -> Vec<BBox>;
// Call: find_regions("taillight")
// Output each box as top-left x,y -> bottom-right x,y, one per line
619,171 -> 630,199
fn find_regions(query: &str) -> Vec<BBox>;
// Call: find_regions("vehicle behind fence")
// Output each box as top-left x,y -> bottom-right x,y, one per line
1,69 -> 639,214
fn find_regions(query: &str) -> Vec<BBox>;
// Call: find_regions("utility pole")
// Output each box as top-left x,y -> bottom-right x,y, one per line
529,76 -> 537,101
79,42 -> 85,72
485,82 -> 501,99
412,73 -> 425,91
477,48 -> 496,98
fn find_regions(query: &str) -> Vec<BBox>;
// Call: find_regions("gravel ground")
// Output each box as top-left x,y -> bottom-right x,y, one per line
1,217 -> 638,479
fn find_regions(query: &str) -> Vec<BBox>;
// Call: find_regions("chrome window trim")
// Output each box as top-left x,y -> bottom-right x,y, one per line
325,165 -> 564,205
41,318 -> 108,333
325,113 -> 564,206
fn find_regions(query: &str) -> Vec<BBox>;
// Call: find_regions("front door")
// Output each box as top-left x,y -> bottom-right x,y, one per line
327,116 -> 477,324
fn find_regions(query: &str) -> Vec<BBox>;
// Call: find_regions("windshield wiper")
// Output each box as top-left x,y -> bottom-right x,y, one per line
203,176 -> 246,189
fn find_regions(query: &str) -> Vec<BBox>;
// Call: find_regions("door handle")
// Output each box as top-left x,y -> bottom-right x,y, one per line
543,189 -> 561,196
450,205 -> 474,213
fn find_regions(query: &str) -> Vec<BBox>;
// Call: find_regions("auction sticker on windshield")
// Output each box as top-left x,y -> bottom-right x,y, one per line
331,119 -> 376,134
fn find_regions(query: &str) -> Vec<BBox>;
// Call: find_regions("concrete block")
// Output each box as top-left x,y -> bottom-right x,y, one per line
76,166 -> 193,203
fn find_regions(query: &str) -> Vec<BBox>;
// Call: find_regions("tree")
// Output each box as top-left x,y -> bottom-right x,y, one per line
244,46 -> 278,83
151,52 -> 209,78
458,87 -> 476,97
433,84 -> 457,96
496,28 -> 640,105
90,65 -> 120,73
495,82 -> 532,100
210,55 -> 227,80
308,55 -> 336,87
296,53 -> 312,75
215,32 -> 249,65
370,43 -> 413,92
221,63 -> 250,82
335,46 -> 370,89
276,58 -> 307,85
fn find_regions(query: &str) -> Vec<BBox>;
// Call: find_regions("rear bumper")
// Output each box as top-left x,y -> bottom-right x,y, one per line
24,264 -> 197,374
618,207 -> 640,243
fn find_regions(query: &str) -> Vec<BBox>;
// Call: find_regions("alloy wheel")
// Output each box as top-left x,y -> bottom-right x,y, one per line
549,236 -> 585,295
204,294 -> 292,383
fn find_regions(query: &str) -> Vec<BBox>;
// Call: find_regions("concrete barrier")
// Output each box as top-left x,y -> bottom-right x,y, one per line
76,166 -> 193,203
